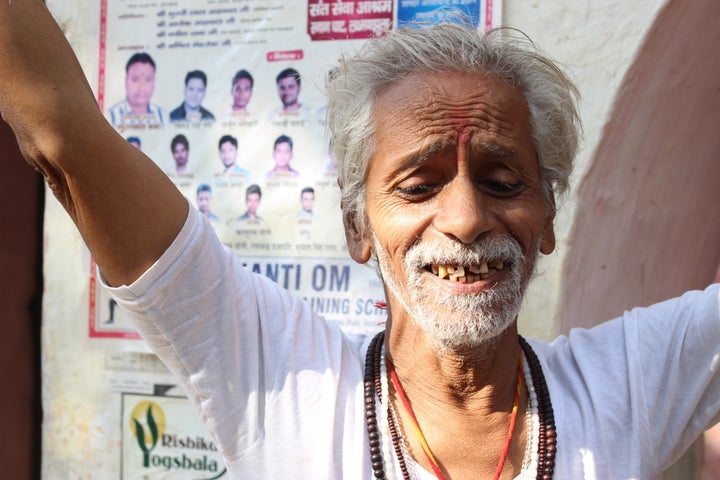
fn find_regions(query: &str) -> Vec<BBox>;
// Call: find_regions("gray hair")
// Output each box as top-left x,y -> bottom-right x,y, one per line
326,22 -> 581,238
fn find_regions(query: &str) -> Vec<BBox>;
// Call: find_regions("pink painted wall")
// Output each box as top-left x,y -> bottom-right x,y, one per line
559,0 -> 720,332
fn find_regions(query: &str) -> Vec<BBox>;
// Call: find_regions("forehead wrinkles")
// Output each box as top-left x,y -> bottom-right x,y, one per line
412,95 -> 519,144
376,74 -> 526,149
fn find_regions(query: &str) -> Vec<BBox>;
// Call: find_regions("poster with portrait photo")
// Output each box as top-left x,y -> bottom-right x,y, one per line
90,0 -> 502,347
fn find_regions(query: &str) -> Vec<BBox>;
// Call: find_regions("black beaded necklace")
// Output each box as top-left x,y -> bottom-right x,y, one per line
364,331 -> 556,479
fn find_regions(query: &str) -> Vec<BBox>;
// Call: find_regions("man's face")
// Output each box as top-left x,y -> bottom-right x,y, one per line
173,143 -> 188,168
197,191 -> 211,214
125,62 -> 155,111
277,76 -> 300,109
273,141 -> 293,168
301,192 -> 315,212
219,141 -> 237,168
246,193 -> 261,215
183,77 -> 206,110
232,78 -> 253,110
360,72 -> 555,350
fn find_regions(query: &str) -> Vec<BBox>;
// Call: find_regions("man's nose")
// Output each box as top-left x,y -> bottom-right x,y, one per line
433,177 -> 493,245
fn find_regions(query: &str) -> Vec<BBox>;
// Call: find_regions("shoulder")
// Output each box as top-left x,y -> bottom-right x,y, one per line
149,103 -> 166,115
108,100 -> 129,116
537,285 -> 720,362
169,104 -> 185,119
200,107 -> 215,120
525,285 -> 720,419
300,104 -> 313,116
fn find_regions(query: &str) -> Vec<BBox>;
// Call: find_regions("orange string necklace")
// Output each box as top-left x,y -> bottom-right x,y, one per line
386,350 -> 524,480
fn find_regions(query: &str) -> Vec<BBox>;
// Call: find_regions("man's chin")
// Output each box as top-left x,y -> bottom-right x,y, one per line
406,292 -> 520,351
414,314 -> 515,353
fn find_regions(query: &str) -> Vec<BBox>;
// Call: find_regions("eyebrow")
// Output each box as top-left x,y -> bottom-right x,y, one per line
401,139 -> 514,169
402,140 -> 454,168
478,141 -> 513,158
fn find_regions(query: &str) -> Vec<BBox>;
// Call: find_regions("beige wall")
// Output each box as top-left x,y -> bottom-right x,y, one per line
559,0 -> 720,330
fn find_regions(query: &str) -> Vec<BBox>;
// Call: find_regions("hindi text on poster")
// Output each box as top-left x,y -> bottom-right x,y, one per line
307,0 -> 393,41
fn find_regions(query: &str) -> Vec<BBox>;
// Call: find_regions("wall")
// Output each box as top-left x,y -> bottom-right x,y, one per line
560,0 -> 720,329
503,0 -> 669,337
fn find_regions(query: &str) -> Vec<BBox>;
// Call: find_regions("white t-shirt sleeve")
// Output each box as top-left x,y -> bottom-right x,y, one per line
536,285 -> 720,478
624,286 -> 720,467
100,205 -> 355,466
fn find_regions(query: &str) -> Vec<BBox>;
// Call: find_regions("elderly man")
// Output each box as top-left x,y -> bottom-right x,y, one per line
1,2 -> 719,479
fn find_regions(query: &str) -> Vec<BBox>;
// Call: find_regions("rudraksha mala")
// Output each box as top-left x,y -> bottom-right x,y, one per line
364,331 -> 556,479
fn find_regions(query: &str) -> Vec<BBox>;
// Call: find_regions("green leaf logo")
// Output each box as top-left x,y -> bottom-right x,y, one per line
129,401 -> 165,467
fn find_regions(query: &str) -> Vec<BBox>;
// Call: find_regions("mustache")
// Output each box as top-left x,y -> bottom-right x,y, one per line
403,235 -> 524,270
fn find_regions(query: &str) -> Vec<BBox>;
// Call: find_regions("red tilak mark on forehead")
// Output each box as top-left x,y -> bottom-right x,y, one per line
455,123 -> 472,146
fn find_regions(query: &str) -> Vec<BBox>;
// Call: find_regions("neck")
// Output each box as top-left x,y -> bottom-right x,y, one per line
385,313 -> 520,402
383,313 -> 526,479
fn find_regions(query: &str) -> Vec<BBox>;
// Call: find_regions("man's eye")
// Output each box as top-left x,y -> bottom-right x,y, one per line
396,184 -> 436,196
482,180 -> 524,194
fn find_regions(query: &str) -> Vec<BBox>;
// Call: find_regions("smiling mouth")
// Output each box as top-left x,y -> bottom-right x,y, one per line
428,260 -> 505,283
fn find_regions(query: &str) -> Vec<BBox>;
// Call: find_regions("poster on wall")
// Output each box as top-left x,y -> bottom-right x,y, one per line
121,391 -> 228,478
88,0 -> 502,348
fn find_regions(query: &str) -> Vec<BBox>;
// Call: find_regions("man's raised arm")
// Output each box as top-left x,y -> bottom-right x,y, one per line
0,0 -> 187,286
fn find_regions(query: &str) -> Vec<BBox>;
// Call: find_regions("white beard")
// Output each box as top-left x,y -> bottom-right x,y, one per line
374,234 -> 536,351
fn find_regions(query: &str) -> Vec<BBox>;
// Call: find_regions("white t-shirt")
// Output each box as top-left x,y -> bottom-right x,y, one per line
105,206 -> 720,479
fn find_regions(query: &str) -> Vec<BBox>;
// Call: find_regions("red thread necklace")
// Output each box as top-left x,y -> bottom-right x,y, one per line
386,352 -> 524,480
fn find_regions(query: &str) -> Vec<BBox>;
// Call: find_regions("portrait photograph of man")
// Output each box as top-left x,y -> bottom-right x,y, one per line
269,67 -> 312,118
231,69 -> 254,114
169,70 -> 215,123
108,52 -> 166,129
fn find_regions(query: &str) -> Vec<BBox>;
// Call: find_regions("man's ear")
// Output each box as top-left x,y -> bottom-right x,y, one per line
540,220 -> 556,255
342,209 -> 372,264
540,196 -> 556,255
